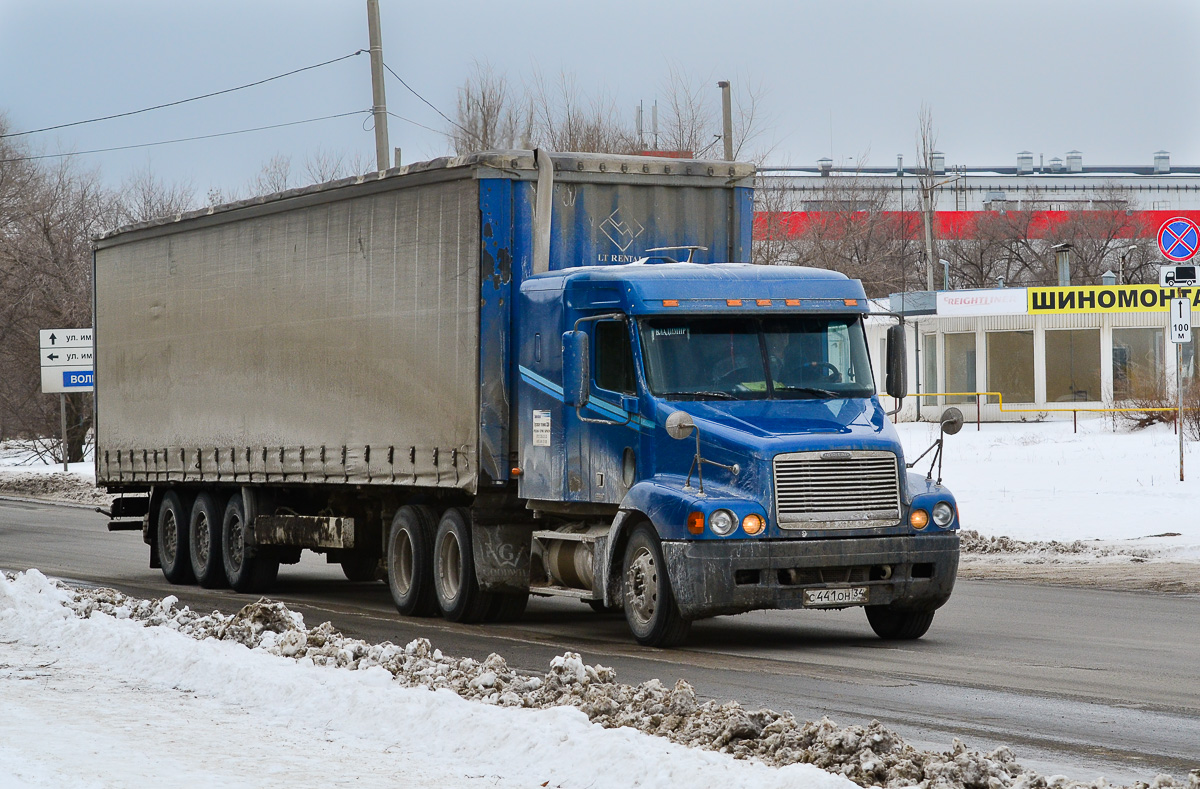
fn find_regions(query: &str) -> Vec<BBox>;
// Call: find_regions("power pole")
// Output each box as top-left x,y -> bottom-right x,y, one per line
366,0 -> 390,171
718,81 -> 734,161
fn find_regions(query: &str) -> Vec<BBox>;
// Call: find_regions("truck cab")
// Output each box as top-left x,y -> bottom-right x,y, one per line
516,260 -> 959,646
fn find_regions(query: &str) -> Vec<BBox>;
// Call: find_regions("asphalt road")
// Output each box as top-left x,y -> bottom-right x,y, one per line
2,496 -> 1197,784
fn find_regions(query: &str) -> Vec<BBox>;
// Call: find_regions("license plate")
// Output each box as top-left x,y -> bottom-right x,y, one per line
803,586 -> 868,608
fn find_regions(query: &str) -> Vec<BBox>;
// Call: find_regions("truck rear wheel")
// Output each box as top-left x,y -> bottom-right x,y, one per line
340,555 -> 380,582
433,507 -> 494,623
387,505 -> 438,616
221,494 -> 279,593
189,491 -> 227,588
865,606 -> 935,640
156,490 -> 195,585
622,523 -> 690,648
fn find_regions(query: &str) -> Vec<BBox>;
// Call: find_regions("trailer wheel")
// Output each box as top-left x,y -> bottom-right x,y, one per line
221,494 -> 279,593
189,491 -> 227,588
386,505 -> 438,616
865,606 -> 935,640
340,555 -> 380,583
622,523 -> 691,648
156,490 -> 195,585
433,507 -> 494,623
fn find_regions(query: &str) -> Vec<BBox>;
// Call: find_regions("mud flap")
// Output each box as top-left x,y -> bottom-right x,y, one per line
471,523 -> 531,594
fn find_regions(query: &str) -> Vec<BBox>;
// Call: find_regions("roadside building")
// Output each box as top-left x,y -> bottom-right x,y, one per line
865,284 -> 1196,422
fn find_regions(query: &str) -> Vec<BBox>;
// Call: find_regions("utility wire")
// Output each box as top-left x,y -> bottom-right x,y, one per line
386,111 -> 451,136
1,110 -> 370,163
381,62 -> 484,145
1,50 -> 367,139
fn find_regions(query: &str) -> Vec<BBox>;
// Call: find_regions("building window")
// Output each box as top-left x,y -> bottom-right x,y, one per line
1112,328 -> 1163,400
922,334 -> 937,405
944,333 -> 977,404
1045,329 -> 1100,402
986,331 -> 1034,403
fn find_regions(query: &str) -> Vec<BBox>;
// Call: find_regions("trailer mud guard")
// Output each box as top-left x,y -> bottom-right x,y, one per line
471,523 -> 531,594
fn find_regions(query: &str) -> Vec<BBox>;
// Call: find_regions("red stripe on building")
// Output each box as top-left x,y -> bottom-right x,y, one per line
753,210 -> 1200,241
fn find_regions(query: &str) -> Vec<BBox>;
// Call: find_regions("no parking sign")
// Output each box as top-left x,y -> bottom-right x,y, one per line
1157,216 -> 1200,262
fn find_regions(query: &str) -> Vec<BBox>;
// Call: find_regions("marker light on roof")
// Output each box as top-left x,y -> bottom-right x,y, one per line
844,299 -> 859,306
756,299 -> 771,306
785,299 -> 801,306
663,299 -> 679,307
726,299 -> 742,306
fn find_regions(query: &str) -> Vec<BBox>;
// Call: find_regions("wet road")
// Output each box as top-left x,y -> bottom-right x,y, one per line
2,496 -> 1197,783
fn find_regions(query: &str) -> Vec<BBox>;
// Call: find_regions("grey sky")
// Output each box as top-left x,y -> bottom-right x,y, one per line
2,0 -> 1198,196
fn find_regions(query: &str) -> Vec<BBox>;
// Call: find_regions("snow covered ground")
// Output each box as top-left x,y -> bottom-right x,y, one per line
895,420 -> 1200,563
1,424 -> 1198,788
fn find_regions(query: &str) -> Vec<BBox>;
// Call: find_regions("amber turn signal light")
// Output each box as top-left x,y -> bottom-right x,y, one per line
909,509 -> 929,529
741,513 -> 766,535
687,511 -> 705,534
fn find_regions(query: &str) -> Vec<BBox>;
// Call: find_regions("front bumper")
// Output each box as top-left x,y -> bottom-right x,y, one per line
661,533 -> 959,620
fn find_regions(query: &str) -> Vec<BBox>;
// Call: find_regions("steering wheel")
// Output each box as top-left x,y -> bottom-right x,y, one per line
804,362 -> 841,384
716,365 -> 757,387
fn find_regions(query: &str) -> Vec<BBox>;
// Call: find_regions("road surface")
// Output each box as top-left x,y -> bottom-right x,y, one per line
2,496 -> 1197,784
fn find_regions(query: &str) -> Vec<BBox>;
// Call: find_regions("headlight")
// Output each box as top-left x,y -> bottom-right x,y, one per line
909,508 -> 929,529
708,509 -> 736,536
932,501 -> 954,527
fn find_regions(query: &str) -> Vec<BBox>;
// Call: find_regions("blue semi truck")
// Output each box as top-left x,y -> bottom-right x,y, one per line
94,150 -> 959,647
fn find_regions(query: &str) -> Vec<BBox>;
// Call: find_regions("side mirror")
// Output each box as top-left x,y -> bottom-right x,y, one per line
940,406 -> 964,436
562,330 -> 590,408
664,411 -> 695,440
885,324 -> 907,400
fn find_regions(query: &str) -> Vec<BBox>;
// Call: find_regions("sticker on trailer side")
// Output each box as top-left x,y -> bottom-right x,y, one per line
532,410 -> 551,447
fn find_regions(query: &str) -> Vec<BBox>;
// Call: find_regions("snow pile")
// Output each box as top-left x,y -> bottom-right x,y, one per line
959,529 -> 1163,562
17,571 -> 1197,789
0,470 -> 111,505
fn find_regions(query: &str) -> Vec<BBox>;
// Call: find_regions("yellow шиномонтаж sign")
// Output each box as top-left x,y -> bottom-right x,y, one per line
1028,285 -> 1200,314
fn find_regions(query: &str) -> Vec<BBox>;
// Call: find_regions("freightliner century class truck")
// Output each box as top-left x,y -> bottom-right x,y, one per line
94,150 -> 960,647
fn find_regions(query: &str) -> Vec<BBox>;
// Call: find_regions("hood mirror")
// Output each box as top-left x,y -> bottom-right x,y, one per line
940,407 -> 964,436
665,411 -> 695,440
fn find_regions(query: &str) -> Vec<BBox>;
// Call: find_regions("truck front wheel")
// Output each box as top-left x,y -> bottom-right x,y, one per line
386,505 -> 438,616
433,507 -> 494,623
157,490 -> 195,585
865,606 -> 935,640
221,494 -> 279,593
622,524 -> 690,648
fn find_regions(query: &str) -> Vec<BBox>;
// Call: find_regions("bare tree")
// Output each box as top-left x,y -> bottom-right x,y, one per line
112,163 -> 195,226
753,169 -> 923,297
528,70 -> 635,154
248,153 -> 293,196
445,64 -> 770,161
452,60 -> 527,155
916,104 -> 939,291
303,147 -> 370,182
0,132 -> 108,459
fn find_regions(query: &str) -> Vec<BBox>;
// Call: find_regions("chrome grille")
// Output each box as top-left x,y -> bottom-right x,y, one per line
773,450 -> 900,529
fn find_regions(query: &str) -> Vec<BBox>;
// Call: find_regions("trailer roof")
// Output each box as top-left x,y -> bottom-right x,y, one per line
95,150 -> 755,248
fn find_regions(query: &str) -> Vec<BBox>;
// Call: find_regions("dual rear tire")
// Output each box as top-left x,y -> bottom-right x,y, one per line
385,506 -> 527,624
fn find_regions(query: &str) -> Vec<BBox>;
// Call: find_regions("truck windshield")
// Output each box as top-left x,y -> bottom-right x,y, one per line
639,315 -> 875,400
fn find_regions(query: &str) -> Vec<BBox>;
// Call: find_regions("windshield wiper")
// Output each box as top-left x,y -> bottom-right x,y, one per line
774,386 -> 842,399
656,390 -> 736,401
